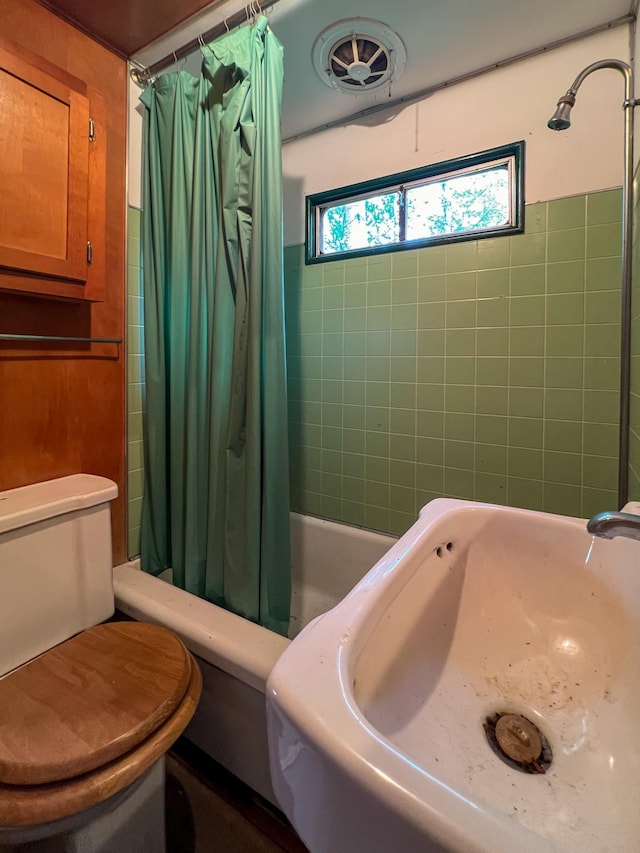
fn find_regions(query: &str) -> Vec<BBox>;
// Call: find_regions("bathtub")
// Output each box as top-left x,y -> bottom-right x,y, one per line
113,513 -> 396,805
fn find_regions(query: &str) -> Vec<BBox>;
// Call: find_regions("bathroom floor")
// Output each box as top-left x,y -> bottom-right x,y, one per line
166,739 -> 308,853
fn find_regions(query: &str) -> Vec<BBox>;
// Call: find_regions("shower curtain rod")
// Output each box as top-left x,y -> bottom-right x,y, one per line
130,0 -> 281,86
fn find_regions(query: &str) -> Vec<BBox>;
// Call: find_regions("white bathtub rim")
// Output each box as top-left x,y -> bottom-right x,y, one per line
290,512 -> 397,547
113,562 -> 289,693
114,514 -> 398,691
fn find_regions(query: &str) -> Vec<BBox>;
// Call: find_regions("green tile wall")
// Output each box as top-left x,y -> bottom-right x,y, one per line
285,190 -> 622,536
629,165 -> 640,502
127,206 -> 144,557
126,192 -> 624,548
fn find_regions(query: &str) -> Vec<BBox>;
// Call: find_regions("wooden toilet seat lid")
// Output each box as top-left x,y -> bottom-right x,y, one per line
0,621 -> 192,786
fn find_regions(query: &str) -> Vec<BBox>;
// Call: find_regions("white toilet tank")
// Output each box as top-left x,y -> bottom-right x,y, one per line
0,474 -> 119,678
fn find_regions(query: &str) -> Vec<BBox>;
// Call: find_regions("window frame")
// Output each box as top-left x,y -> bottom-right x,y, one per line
305,141 -> 525,265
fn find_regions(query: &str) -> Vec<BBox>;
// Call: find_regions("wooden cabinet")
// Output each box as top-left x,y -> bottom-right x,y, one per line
0,43 -> 106,301
0,0 -> 127,564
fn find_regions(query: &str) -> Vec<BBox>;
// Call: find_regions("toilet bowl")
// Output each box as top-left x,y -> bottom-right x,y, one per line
0,475 -> 202,852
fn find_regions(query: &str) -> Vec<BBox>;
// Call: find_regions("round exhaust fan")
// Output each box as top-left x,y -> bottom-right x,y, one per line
312,18 -> 406,94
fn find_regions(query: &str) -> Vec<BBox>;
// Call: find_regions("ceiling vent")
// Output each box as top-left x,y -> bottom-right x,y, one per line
312,18 -> 406,94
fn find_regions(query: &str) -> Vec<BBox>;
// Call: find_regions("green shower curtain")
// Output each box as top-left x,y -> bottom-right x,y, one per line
139,17 -> 291,636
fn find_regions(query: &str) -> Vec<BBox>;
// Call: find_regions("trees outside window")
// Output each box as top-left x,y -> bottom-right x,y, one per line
306,142 -> 524,264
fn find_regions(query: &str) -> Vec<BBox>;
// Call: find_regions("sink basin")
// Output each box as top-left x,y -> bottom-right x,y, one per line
266,499 -> 640,853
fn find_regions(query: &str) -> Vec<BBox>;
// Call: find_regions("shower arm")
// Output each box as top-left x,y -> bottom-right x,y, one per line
551,60 -> 638,509
564,58 -> 635,106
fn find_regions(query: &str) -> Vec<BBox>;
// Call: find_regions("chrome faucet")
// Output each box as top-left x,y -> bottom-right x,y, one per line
587,511 -> 640,541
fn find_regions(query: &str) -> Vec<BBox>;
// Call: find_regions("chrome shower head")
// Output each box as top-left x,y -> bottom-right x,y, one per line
547,92 -> 576,131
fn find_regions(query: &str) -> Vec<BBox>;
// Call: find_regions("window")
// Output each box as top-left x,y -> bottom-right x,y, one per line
306,142 -> 524,263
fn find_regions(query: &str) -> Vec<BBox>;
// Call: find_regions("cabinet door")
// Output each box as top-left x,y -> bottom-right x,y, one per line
0,46 -> 90,283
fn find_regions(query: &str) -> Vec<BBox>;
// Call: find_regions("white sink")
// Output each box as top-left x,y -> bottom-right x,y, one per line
266,499 -> 640,853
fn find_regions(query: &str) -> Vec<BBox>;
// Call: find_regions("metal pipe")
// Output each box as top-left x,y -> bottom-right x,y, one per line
548,59 -> 638,509
130,0 -> 282,87
0,334 -> 122,344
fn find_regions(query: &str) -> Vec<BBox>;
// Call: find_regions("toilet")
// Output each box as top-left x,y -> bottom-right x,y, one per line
0,475 -> 201,852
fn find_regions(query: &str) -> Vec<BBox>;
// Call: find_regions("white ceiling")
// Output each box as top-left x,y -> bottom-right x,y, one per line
133,0 -> 634,141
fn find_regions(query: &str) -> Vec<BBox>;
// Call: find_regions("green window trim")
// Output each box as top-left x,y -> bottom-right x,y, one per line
305,141 -> 525,264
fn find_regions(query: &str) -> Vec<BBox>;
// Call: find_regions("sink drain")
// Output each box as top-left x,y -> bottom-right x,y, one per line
484,713 -> 552,774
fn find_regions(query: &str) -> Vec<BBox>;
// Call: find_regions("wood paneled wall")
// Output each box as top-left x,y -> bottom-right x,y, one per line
0,0 -> 127,563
